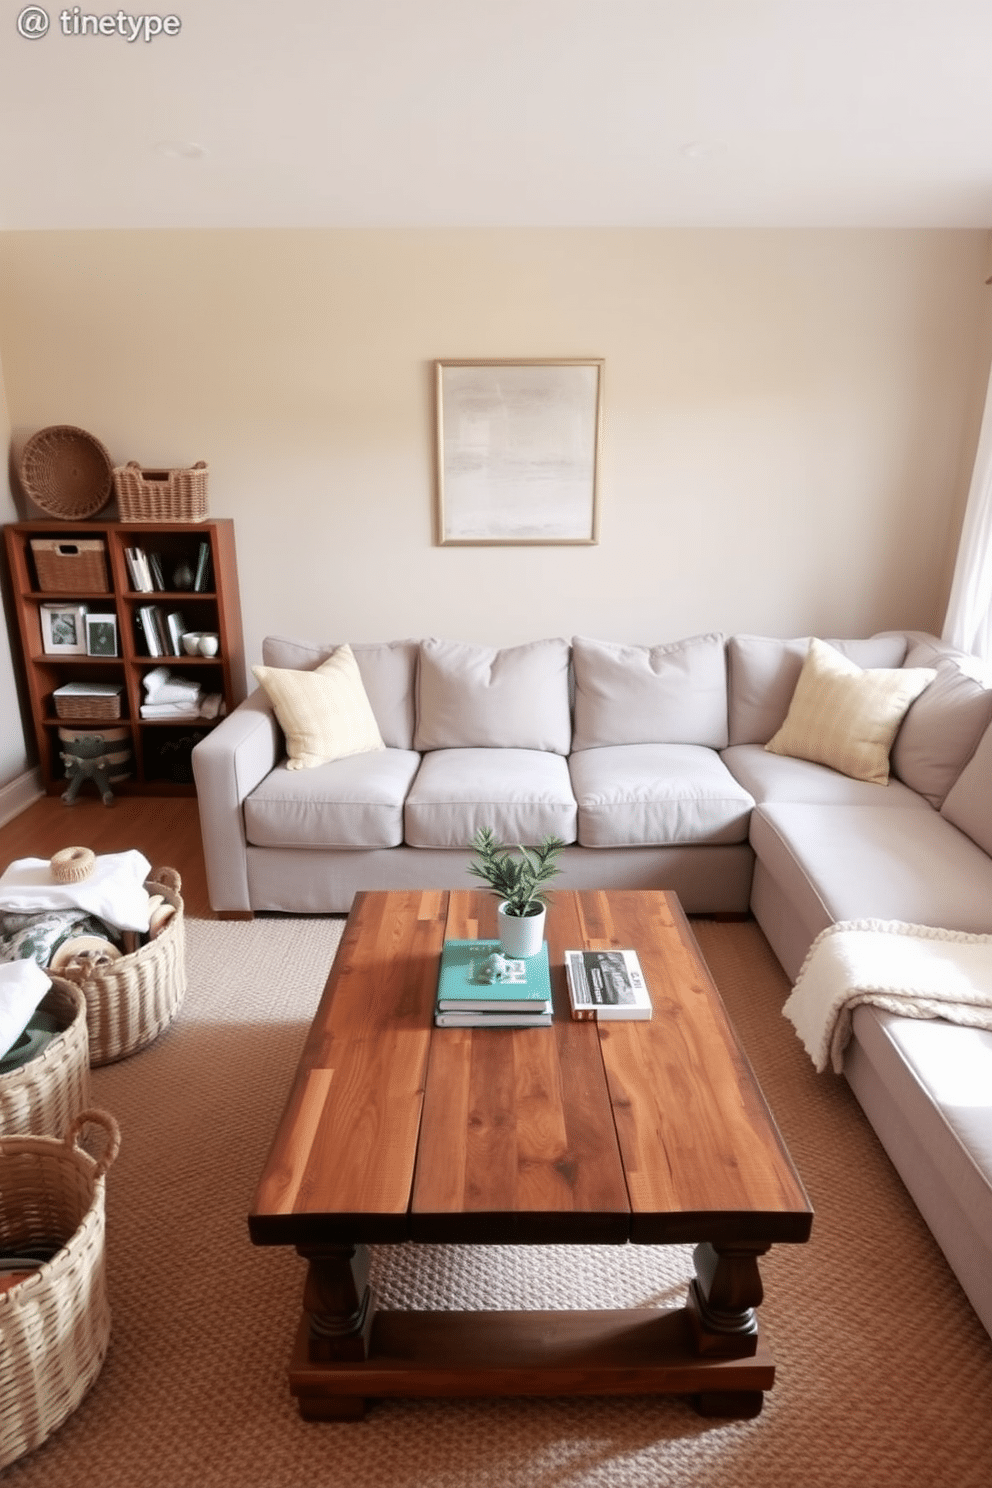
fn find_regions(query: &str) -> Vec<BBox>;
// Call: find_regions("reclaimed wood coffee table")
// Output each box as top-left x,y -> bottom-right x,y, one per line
249,888 -> 813,1420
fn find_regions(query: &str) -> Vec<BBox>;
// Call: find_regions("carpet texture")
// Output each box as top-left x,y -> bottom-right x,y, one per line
6,915 -> 992,1487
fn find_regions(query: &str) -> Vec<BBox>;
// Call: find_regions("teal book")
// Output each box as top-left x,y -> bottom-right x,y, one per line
436,939 -> 552,1013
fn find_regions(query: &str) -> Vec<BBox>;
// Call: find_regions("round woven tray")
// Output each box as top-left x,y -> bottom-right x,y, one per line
0,1109 -> 120,1470
19,426 -> 114,520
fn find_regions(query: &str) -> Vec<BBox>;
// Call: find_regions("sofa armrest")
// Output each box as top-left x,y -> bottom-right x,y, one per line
191,689 -> 282,913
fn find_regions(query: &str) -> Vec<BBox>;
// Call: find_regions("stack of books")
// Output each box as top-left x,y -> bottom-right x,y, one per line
564,948 -> 653,1021
435,939 -> 553,1027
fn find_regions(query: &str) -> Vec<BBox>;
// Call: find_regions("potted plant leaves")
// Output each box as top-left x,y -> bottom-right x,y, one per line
467,827 -> 565,957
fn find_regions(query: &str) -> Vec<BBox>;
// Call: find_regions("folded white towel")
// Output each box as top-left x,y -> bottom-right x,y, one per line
0,959 -> 51,1059
784,919 -> 992,1073
0,850 -> 152,933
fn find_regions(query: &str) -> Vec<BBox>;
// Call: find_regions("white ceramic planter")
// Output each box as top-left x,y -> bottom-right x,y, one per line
497,902 -> 546,959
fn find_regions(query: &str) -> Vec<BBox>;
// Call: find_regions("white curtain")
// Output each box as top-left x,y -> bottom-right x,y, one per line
944,367 -> 992,660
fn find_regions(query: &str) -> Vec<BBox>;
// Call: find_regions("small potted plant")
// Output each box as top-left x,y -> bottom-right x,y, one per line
468,827 -> 565,958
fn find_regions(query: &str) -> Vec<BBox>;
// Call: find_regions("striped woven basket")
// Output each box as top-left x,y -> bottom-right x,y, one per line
0,978 -> 90,1137
0,1109 -> 120,1469
65,868 -> 186,1066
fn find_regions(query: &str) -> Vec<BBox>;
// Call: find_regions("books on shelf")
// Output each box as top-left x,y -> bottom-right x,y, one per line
125,546 -> 153,592
165,610 -> 189,656
137,604 -> 165,656
435,939 -> 552,1026
564,949 -> 653,1021
193,540 -> 212,592
138,605 -> 191,657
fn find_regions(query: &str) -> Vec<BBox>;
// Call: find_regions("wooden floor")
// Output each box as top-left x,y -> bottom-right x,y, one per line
0,792 -> 213,917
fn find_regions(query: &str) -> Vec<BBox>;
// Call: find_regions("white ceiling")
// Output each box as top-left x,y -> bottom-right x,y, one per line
3,0 -> 992,231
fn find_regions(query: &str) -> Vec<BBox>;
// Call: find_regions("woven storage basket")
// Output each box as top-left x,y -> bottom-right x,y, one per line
0,979 -> 90,1138
31,537 -> 109,593
54,692 -> 122,722
0,1109 -> 120,1470
113,461 -> 208,522
66,868 -> 186,1065
19,427 -> 114,521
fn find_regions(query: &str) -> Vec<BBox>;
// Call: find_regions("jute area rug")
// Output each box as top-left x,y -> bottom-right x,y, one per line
7,915 -> 992,1488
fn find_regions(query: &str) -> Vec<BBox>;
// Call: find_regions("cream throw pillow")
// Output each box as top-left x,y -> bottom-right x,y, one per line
252,644 -> 385,770
765,638 -> 936,784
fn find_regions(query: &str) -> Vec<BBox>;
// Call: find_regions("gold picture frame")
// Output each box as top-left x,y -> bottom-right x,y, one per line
435,358 -> 603,545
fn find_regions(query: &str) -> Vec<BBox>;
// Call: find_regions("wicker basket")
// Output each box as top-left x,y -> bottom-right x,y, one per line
0,1109 -> 120,1470
19,427 -> 114,521
113,461 -> 208,522
53,691 -> 123,722
65,868 -> 186,1065
0,979 -> 90,1139
31,538 -> 109,593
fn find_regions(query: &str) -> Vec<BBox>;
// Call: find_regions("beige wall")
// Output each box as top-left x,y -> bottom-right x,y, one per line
1,228 -> 990,703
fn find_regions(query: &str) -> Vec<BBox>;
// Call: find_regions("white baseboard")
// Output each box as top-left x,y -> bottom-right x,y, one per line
0,768 -> 44,829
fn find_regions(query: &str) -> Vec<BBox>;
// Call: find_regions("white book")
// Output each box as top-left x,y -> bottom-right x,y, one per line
434,1010 -> 553,1028
564,949 -> 653,1021
126,547 -> 153,592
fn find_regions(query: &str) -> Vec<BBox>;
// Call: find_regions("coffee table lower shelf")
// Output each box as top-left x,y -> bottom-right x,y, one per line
288,1305 -> 775,1421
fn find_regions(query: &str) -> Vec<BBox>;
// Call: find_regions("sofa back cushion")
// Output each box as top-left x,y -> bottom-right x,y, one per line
728,633 -> 909,745
252,645 -> 385,770
261,637 -> 418,750
765,638 -> 935,785
414,638 -> 571,753
890,642 -> 992,807
571,633 -> 728,750
941,715 -> 992,856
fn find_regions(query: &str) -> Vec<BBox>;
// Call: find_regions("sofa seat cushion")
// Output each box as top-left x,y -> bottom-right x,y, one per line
244,748 -> 421,850
570,744 -> 754,849
847,1005 -> 992,1330
722,744 -> 933,809
751,802 -> 992,937
859,1009 -> 992,1195
404,748 -> 577,849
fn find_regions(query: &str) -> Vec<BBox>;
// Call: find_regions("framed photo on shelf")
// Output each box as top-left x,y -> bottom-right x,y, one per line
40,602 -> 88,655
85,613 -> 119,657
434,358 -> 603,545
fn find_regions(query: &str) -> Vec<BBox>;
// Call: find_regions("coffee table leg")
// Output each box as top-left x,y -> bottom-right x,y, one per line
298,1243 -> 376,1361
687,1241 -> 769,1419
292,1244 -> 376,1420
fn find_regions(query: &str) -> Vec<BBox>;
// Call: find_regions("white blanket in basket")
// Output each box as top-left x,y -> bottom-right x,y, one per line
783,920 -> 992,1074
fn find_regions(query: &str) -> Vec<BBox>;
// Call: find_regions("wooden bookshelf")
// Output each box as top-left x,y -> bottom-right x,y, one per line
4,518 -> 247,796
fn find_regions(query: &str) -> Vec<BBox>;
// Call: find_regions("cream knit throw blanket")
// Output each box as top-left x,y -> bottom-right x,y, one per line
783,920 -> 992,1074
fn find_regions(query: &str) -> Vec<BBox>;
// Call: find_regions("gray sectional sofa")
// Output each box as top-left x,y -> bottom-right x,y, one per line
192,627 -> 992,1340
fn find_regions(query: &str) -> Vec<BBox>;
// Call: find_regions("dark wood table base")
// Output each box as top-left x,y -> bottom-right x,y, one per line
289,1240 -> 773,1420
